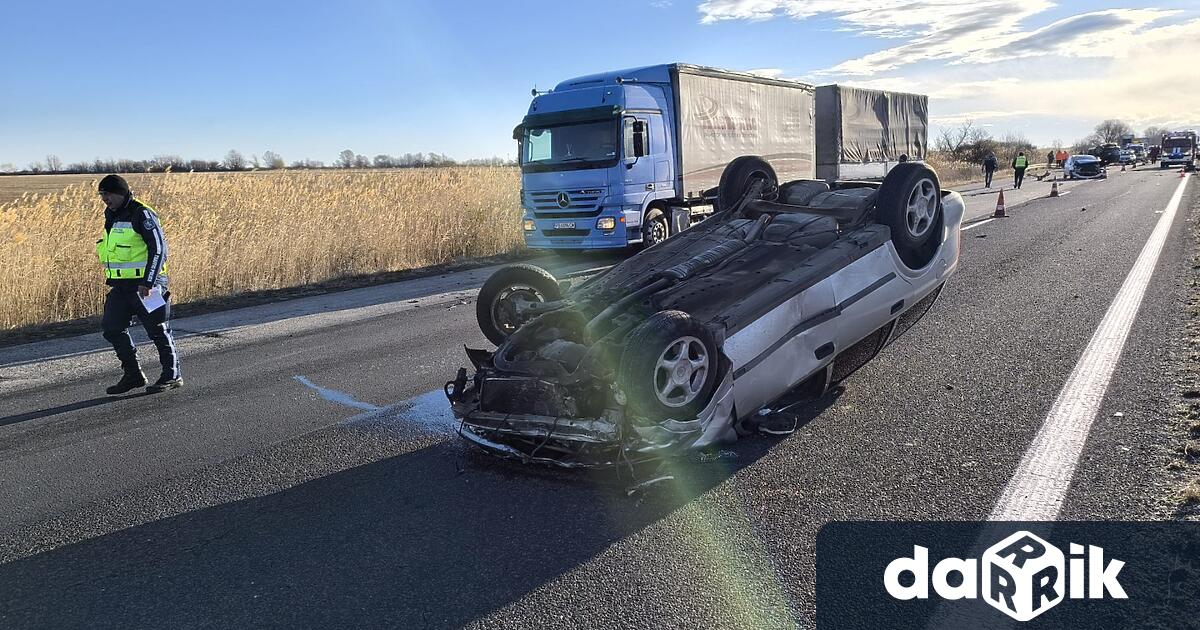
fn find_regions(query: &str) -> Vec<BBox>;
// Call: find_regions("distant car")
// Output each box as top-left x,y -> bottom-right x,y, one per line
1128,144 -> 1147,164
446,157 -> 964,467
1092,144 -> 1122,166
1118,149 -> 1136,165
1064,154 -> 1106,180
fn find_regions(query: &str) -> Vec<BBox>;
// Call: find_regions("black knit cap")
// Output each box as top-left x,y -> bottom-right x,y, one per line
98,174 -> 130,196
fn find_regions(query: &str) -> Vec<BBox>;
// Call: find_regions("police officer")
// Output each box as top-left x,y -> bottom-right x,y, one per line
96,174 -> 182,394
1011,151 -> 1029,189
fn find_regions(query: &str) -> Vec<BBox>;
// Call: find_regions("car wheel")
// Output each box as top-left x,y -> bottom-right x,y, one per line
476,264 -> 562,346
642,208 -> 669,248
717,156 -> 777,212
619,310 -> 719,421
876,163 -> 943,266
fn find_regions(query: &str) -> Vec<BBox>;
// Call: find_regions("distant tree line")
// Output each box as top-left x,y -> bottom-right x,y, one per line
0,148 -> 516,175
1069,120 -> 1181,154
934,118 -> 1195,164
934,120 -> 1037,164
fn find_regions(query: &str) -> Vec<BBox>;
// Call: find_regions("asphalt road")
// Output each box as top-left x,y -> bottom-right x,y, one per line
0,168 -> 1194,629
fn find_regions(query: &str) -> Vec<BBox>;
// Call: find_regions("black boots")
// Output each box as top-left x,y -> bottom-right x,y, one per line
106,370 -> 147,395
146,374 -> 183,393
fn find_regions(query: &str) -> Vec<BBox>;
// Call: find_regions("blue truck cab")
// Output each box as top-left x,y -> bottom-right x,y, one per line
515,65 -> 682,250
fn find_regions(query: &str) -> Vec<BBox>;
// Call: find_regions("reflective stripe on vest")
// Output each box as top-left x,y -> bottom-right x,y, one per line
1015,156 -> 1028,168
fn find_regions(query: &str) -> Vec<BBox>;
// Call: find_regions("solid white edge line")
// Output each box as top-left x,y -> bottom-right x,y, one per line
989,174 -> 1191,521
962,218 -> 994,231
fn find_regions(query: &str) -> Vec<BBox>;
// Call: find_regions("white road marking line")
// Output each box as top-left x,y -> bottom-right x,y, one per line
990,174 -> 1191,521
1056,190 -> 1071,197
962,218 -> 994,231
293,375 -> 381,412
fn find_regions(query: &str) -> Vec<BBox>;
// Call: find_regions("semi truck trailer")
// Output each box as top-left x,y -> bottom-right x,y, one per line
514,63 -> 928,251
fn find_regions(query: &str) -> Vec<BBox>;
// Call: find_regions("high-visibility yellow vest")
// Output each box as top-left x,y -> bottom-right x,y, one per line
1015,155 -> 1028,168
95,200 -> 168,280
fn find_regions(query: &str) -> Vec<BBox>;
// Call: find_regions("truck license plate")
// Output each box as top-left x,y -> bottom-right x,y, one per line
553,222 -> 576,229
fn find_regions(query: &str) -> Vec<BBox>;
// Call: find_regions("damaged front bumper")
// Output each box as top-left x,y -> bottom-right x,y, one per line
446,369 -> 738,468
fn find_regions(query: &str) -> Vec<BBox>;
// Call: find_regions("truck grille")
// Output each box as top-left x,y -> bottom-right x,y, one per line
525,189 -> 603,218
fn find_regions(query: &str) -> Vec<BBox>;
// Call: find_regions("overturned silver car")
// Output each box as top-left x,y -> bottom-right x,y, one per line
445,157 -> 964,467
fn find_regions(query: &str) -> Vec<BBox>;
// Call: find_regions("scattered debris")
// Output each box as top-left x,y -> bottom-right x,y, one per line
625,474 -> 675,496
1113,411 -> 1125,418
974,234 -> 988,238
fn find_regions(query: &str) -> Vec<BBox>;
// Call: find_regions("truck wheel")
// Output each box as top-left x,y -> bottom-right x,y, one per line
876,163 -> 943,266
618,311 -> 719,421
476,264 -> 562,346
718,156 -> 777,211
643,208 -> 669,248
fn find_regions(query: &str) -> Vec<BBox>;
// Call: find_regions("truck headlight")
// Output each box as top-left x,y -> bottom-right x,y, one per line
523,219 -> 535,232
596,217 -> 616,230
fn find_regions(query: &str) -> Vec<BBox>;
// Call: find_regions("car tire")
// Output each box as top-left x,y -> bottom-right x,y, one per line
476,264 -> 562,346
875,162 -> 943,267
717,156 -> 777,212
642,208 -> 669,249
619,310 -> 719,421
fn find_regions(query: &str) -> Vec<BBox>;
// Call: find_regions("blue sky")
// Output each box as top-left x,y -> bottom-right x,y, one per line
3,1 -> 1199,168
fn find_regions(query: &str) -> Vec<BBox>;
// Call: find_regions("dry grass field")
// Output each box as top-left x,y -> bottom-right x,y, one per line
0,168 -> 522,330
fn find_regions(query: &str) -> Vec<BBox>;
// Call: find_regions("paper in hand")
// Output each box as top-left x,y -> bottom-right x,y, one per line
140,286 -> 166,312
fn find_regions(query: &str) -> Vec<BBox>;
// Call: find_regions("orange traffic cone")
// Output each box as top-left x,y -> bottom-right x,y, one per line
994,188 -> 1007,218
1049,181 -> 1059,197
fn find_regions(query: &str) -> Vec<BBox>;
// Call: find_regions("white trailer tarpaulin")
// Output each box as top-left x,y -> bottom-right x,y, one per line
676,67 -> 814,197
815,85 -> 928,181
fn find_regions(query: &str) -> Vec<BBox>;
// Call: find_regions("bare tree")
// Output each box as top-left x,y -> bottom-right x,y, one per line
935,120 -> 975,155
262,151 -> 284,169
249,153 -> 261,169
44,155 -> 63,173
335,149 -> 356,169
1093,119 -> 1132,144
353,154 -> 370,168
1142,126 -> 1168,143
223,149 -> 247,171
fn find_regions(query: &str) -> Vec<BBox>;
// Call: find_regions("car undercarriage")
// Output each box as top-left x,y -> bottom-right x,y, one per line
446,157 -> 964,468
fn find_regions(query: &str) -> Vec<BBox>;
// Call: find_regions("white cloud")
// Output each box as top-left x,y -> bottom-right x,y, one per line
697,1 -> 1200,144
697,1 -> 1178,76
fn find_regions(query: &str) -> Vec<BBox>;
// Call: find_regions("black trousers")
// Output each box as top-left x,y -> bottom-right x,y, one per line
1014,167 -> 1026,188
101,287 -> 180,379
984,169 -> 995,187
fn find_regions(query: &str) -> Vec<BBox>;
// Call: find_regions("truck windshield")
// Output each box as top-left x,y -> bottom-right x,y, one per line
1163,138 -> 1193,149
521,120 -> 619,173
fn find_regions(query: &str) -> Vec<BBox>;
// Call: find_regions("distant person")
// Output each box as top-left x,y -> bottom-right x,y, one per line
1047,151 -> 1054,167
982,153 -> 998,188
1012,151 -> 1029,189
96,174 -> 182,395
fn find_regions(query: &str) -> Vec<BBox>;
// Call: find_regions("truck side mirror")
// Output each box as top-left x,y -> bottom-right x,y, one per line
624,118 -> 647,167
632,120 -> 647,157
